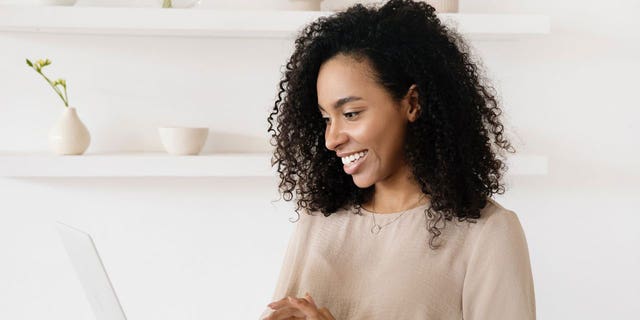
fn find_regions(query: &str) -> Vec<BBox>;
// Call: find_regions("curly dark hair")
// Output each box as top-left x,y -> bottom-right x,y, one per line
266,0 -> 516,250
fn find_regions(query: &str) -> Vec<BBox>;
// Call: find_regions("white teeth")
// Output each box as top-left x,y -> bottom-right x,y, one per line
341,150 -> 368,165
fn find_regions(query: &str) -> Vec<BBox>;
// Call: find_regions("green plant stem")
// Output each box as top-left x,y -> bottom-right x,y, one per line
63,85 -> 69,107
36,69 -> 68,107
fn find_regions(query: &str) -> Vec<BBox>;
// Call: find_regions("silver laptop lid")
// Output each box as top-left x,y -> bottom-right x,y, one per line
56,221 -> 128,320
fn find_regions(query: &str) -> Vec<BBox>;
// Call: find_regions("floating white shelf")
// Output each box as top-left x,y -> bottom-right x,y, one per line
0,152 -> 547,177
0,6 -> 550,38
0,152 -> 275,177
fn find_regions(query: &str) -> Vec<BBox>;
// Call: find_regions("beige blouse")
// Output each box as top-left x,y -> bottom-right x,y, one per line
260,198 -> 536,319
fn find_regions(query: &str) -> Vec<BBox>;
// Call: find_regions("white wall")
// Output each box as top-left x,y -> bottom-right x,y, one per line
1,1 -> 639,319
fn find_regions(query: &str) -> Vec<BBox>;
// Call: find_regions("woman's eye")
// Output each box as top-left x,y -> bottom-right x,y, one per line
322,112 -> 359,124
344,112 -> 359,119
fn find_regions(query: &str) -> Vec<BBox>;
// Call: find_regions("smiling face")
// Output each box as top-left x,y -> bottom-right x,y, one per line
317,54 -> 420,189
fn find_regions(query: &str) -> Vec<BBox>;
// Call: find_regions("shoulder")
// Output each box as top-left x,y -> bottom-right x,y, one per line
449,198 -> 522,234
478,198 -> 522,232
466,198 -> 530,256
480,199 -> 522,231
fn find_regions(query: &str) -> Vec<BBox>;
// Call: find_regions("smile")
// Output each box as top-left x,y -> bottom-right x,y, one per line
341,150 -> 368,165
342,150 -> 368,175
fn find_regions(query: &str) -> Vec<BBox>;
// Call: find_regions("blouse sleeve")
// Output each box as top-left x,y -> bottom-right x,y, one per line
462,209 -> 536,320
259,214 -> 306,319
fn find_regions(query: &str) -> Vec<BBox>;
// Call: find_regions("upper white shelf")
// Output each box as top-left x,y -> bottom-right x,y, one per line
0,152 -> 547,178
0,6 -> 550,39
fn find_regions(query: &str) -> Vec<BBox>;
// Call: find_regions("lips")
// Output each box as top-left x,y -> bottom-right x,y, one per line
343,150 -> 368,175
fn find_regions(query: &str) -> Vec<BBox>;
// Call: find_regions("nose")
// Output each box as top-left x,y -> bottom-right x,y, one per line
325,121 -> 348,151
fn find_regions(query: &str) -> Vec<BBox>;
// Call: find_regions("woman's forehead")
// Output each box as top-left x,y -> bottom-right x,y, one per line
318,54 -> 376,81
317,57 -> 380,106
318,96 -> 365,112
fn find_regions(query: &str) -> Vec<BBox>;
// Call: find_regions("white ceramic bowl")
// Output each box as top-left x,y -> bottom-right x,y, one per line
158,126 -> 209,155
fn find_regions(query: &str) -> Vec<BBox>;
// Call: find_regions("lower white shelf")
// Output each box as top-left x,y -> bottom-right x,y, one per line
0,152 -> 547,177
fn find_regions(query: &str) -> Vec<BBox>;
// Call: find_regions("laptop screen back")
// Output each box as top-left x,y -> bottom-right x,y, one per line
56,222 -> 128,320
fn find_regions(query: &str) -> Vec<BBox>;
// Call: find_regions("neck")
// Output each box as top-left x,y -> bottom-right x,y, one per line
364,165 -> 430,214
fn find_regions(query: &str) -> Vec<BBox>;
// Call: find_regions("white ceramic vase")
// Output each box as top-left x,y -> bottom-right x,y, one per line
48,107 -> 91,155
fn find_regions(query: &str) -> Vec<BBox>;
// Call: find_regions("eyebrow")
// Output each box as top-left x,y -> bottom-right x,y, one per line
318,96 -> 363,111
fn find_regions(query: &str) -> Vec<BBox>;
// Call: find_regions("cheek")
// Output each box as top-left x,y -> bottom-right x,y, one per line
369,121 -> 406,164
353,120 -> 387,163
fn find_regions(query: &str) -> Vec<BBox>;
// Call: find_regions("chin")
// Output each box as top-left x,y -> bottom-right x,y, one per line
352,175 -> 375,189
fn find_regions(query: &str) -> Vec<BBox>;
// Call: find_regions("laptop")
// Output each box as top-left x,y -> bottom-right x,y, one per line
56,221 -> 128,320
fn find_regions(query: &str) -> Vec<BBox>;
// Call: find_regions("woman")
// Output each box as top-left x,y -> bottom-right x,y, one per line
262,0 -> 536,319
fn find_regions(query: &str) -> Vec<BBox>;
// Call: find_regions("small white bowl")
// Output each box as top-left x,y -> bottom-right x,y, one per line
158,126 -> 209,155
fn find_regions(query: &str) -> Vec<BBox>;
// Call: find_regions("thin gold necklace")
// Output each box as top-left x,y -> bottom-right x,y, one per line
370,193 -> 426,234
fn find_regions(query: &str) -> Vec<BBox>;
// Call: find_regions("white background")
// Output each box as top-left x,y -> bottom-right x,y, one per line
0,0 -> 638,319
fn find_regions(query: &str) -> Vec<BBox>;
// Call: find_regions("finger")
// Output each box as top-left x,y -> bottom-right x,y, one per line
268,299 -> 305,313
270,293 -> 316,310
304,292 -> 318,309
267,296 -> 291,310
264,306 -> 305,320
288,296 -> 321,318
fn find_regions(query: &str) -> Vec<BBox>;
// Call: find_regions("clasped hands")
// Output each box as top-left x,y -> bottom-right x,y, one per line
263,292 -> 336,320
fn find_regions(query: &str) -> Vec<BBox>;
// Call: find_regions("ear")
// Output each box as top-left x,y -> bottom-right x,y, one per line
404,84 -> 421,122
